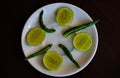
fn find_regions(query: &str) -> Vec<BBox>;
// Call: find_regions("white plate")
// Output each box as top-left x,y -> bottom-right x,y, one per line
21,3 -> 98,77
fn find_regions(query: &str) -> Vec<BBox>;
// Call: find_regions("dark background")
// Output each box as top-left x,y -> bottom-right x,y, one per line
1,0 -> 120,78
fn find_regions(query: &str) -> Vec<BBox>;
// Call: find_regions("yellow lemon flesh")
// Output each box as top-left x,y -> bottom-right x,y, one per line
73,32 -> 92,52
56,7 -> 74,26
43,51 -> 63,70
26,27 -> 46,46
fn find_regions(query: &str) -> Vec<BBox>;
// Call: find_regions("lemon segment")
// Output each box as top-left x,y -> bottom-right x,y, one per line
43,51 -> 63,70
56,7 -> 74,26
26,27 -> 46,46
73,32 -> 92,52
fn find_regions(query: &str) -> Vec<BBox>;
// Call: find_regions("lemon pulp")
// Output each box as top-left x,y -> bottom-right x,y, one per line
56,7 -> 74,26
43,51 -> 63,70
26,27 -> 46,46
73,32 -> 92,52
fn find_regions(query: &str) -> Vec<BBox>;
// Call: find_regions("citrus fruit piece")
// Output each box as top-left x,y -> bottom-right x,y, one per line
43,51 -> 63,70
73,32 -> 92,52
26,27 -> 46,46
56,7 -> 74,26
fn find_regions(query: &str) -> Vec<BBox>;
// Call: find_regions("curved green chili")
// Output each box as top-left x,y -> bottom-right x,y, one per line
39,10 -> 56,33
59,44 -> 80,68
25,44 -> 52,60
63,20 -> 99,38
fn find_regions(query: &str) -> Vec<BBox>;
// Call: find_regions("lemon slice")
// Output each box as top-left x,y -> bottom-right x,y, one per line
26,27 -> 46,46
73,32 -> 92,52
56,7 -> 74,26
43,51 -> 63,70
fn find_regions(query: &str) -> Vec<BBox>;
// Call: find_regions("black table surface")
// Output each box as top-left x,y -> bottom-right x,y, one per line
1,0 -> 120,78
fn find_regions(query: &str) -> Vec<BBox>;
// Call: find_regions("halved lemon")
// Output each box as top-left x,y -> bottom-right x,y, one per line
43,51 -> 63,70
56,7 -> 74,26
73,32 -> 92,52
26,27 -> 46,46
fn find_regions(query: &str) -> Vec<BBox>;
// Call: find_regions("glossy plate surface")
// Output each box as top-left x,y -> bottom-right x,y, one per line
21,3 -> 98,77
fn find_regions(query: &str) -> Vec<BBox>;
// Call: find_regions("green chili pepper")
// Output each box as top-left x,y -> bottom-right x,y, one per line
59,44 -> 80,68
25,44 -> 52,60
39,10 -> 56,33
63,20 -> 99,38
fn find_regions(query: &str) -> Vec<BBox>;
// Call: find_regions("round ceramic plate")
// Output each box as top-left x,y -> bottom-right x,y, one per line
21,3 -> 98,77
